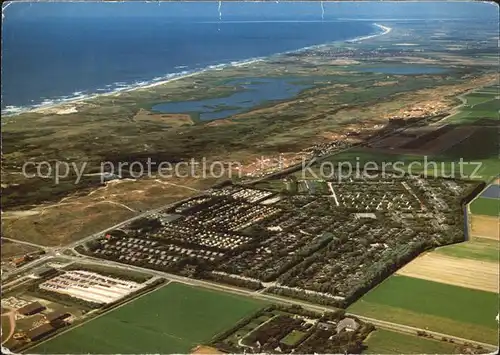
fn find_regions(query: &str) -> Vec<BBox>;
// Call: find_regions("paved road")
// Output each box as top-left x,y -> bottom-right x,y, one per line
1,237 -> 48,250
1,193 -> 203,280
4,87 -> 499,351
1,311 -> 16,346
66,251 -> 498,351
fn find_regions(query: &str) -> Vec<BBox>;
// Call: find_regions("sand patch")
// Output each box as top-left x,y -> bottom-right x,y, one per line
191,346 -> 224,354
373,81 -> 398,87
396,252 -> 498,293
206,119 -> 236,127
328,59 -> 360,65
56,107 -> 78,115
1,176 -> 212,246
1,210 -> 41,218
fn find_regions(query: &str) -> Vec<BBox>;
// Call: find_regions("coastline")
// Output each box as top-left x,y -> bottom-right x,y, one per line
2,23 -> 392,118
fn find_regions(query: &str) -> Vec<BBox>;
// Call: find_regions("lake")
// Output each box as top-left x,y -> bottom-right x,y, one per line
152,77 -> 313,121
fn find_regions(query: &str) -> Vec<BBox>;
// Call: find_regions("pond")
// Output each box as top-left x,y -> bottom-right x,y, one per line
151,77 -> 312,121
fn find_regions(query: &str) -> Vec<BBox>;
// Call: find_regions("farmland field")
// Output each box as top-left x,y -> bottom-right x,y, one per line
470,197 -> 499,217
470,215 -> 499,240
348,275 -> 499,344
30,282 -> 267,354
363,329 -> 460,354
446,89 -> 498,124
435,238 -> 499,263
438,127 -> 499,181
280,330 -> 307,346
396,253 -> 498,292
314,141 -> 499,182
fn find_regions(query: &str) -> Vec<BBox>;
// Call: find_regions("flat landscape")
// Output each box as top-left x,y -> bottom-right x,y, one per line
31,282 -> 267,354
445,86 -> 499,125
2,4 -> 499,354
470,197 -> 499,217
470,215 -> 499,240
396,252 -> 498,292
469,181 -> 500,242
434,238 -> 499,263
363,329 -> 461,354
348,275 -> 498,344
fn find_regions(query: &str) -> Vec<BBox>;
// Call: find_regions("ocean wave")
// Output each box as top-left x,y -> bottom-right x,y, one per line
1,22 -> 390,117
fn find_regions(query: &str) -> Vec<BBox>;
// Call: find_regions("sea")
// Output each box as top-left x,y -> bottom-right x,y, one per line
1,1 -> 497,115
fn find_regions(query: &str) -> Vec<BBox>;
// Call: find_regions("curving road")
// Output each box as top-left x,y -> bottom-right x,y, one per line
66,251 -> 498,351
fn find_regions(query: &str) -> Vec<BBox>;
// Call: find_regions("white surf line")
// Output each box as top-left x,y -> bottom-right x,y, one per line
2,58 -> 266,117
1,2 -> 12,20
3,21 -> 391,117
346,23 -> 392,43
327,182 -> 340,206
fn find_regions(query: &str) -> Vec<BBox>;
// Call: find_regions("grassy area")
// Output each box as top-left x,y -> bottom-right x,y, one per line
434,238 -> 499,263
1,315 -> 12,343
31,282 -> 267,354
445,89 -> 498,124
310,123 -> 499,182
470,197 -> 499,217
439,127 -> 499,181
363,329 -> 460,354
280,329 -> 308,347
0,240 -> 41,259
306,147 -> 499,182
348,275 -> 498,344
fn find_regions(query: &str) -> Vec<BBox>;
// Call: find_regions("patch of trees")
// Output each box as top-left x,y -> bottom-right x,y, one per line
342,239 -> 429,307
298,328 -> 365,354
128,217 -> 162,234
461,181 -> 486,206
245,315 -> 303,350
273,233 -> 433,308
266,287 -> 343,308
201,272 -> 263,291
210,306 -> 274,351
106,229 -> 129,238
275,304 -> 346,322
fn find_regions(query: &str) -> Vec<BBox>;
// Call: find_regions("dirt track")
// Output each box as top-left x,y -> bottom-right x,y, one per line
396,253 -> 498,293
470,214 -> 499,240
1,311 -> 16,345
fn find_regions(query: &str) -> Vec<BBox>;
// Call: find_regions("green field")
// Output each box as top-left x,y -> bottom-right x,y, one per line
304,147 -> 499,182
363,329 -> 460,354
31,282 -> 267,354
439,127 -> 499,181
470,197 -> 500,217
280,329 -> 308,346
446,89 -> 498,124
435,238 -> 500,263
464,93 -> 497,106
349,275 -> 499,344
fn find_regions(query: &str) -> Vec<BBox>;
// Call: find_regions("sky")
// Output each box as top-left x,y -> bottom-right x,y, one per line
2,1 -> 499,22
